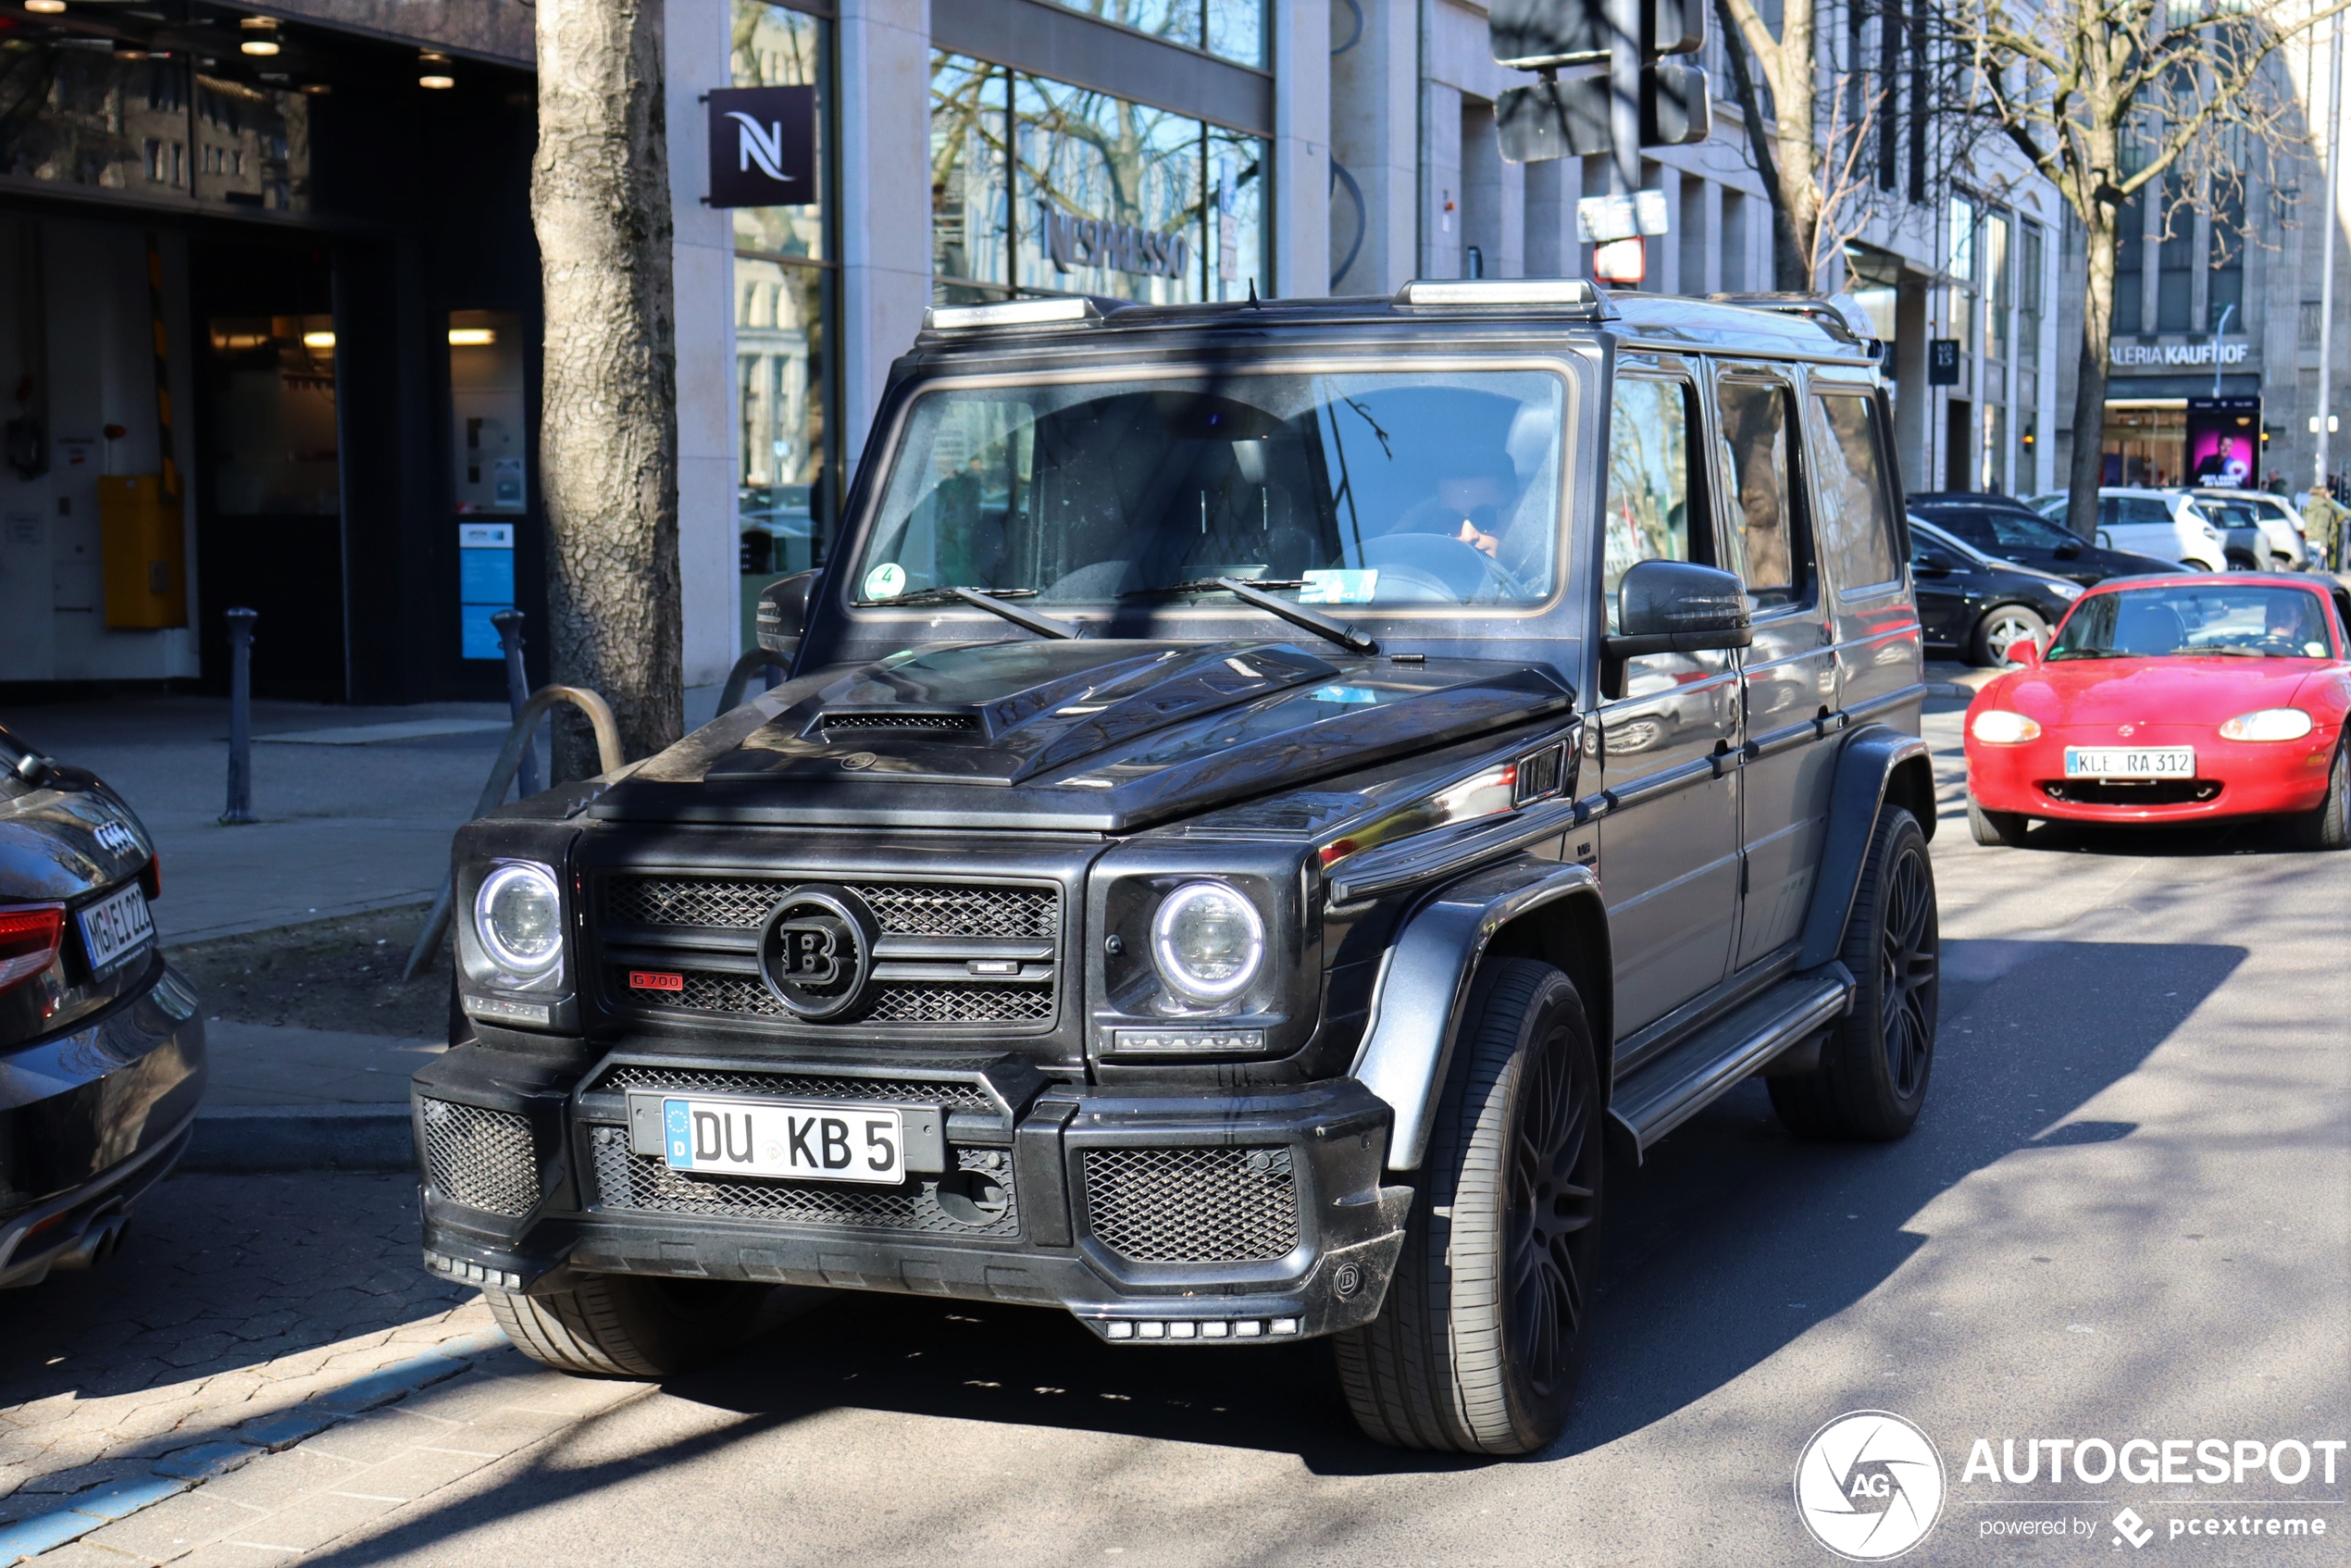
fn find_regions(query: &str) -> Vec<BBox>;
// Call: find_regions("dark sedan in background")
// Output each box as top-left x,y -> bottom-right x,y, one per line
1909,516 -> 2088,665
1909,492 -> 2181,586
0,724 -> 204,1288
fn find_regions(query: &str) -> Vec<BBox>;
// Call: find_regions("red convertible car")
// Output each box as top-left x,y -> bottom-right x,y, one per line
1964,574 -> 2351,848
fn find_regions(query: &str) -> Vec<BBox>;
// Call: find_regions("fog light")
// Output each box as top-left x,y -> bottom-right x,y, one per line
1234,1321 -> 1263,1338
1168,1322 -> 1197,1340
1201,1321 -> 1230,1339
1104,1321 -> 1134,1340
1137,1322 -> 1166,1339
1271,1317 -> 1300,1336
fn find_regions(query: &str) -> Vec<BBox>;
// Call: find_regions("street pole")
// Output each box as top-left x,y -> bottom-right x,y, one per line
2211,302 -> 2235,400
2317,10 -> 2344,493
220,607 -> 257,826
491,608 -> 542,798
1609,0 -> 1641,201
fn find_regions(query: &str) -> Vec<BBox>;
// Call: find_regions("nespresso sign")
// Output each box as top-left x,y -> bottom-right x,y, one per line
707,86 -> 815,208
2110,339 -> 2250,368
1036,201 -> 1190,280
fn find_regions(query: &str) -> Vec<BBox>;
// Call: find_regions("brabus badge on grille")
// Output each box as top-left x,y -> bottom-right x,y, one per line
757,885 -> 879,1020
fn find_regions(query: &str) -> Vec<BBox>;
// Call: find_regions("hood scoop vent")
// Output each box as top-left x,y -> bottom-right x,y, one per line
819,711 -> 982,735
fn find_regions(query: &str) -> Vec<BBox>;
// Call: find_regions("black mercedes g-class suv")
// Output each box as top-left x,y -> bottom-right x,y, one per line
416,280 -> 1941,1456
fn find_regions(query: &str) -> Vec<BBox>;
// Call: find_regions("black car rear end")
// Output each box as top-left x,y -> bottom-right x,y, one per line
0,726 -> 205,1288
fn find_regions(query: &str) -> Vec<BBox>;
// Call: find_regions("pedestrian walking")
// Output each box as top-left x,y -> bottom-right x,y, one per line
2304,481 -> 2346,571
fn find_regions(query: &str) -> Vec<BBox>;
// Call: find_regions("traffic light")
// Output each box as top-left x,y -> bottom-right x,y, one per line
1490,0 -> 1710,164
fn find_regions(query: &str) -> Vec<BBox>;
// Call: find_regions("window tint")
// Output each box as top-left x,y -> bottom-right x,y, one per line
1603,378 -> 1698,632
1927,509 -> 1996,546
1715,378 -> 1809,610
1983,510 -> 2078,550
1811,392 -> 1901,590
2121,498 -> 2173,528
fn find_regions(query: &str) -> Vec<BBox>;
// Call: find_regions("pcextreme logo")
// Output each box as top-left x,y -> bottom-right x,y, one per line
1796,1411 -> 1948,1561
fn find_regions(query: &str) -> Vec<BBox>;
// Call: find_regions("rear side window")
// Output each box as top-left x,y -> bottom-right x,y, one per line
1810,392 -> 1901,591
1925,509 -> 1996,547
2121,498 -> 2173,528
1714,377 -> 1811,612
1602,377 -> 1702,632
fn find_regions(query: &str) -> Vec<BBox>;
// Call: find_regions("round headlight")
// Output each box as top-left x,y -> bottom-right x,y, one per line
475,863 -> 563,972
1150,881 -> 1265,1003
2219,707 -> 2314,741
1970,709 -> 2043,744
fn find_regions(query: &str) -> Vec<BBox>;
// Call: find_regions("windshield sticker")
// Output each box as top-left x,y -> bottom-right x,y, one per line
1310,685 -> 1380,705
1300,569 -> 1377,605
863,562 -> 907,600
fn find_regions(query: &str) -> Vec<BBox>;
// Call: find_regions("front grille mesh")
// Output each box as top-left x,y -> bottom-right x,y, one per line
418,1099 -> 541,1217
591,1064 -> 997,1111
609,967 -> 1052,1026
603,877 -> 1054,939
589,1126 -> 1018,1237
1082,1146 -> 1301,1264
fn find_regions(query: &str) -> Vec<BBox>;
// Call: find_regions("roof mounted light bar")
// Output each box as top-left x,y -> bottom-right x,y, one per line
1392,278 -> 1604,311
923,297 -> 1101,332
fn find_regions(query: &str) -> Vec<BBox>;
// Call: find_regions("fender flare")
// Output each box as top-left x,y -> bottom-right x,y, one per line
1348,857 -> 1604,1172
1795,724 -> 1934,971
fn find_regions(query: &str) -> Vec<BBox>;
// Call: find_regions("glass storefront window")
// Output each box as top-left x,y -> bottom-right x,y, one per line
205,315 -> 338,515
0,54 -> 308,211
1036,0 -> 1265,68
1983,213 -> 2009,364
732,1 -> 838,642
929,51 -> 1268,307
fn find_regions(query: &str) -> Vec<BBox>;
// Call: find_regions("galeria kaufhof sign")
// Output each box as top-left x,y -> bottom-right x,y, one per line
1035,201 -> 1191,280
2110,339 -> 2250,367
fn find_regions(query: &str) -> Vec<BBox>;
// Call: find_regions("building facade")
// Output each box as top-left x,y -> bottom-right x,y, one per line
0,0 -> 2075,703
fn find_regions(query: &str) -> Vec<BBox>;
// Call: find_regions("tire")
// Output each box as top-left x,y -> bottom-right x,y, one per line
486,1273 -> 767,1377
1769,806 -> 1939,1140
1968,604 -> 2049,666
1967,794 -> 2028,847
2299,741 -> 2350,852
1336,958 -> 1603,1456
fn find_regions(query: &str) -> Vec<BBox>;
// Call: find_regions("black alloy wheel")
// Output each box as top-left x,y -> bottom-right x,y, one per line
1337,958 -> 1604,1454
1770,806 -> 1940,1140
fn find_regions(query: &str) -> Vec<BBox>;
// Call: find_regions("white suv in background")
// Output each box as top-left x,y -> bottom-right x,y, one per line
2192,488 -> 2314,569
2084,489 -> 2229,571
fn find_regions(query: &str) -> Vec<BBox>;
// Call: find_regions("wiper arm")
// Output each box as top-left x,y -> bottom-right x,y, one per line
862,586 -> 1079,641
1126,578 -> 1378,655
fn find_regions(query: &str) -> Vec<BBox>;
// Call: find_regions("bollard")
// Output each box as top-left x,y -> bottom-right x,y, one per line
220,606 -> 257,825
489,609 -> 541,798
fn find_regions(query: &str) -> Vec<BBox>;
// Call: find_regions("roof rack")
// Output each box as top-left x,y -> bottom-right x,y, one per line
923,297 -> 1101,332
1705,292 -> 1883,358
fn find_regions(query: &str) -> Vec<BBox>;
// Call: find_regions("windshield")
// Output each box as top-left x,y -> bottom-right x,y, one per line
852,370 -> 1565,610
2049,584 -> 2337,661
1976,510 -> 2083,552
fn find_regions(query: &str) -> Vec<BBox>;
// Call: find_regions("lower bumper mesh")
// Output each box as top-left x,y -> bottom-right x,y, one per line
1081,1146 -> 1301,1264
418,1099 -> 541,1217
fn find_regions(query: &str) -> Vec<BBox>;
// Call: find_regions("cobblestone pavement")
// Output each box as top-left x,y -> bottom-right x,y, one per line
0,1174 -> 493,1524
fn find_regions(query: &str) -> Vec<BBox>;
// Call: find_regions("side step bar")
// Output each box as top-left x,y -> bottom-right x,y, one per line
1608,966 -> 1854,1160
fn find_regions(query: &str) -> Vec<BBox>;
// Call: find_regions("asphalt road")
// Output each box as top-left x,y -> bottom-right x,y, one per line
49,700 -> 2351,1567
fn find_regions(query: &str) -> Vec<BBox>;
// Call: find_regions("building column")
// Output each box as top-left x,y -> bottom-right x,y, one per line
1423,80 -> 1462,278
1274,0 -> 1331,297
1678,172 -> 1707,294
1328,0 -> 1418,292
1648,161 -> 1677,293
838,0 -> 931,486
1524,156 -> 1576,278
666,0 -> 740,682
1894,276 -> 1930,492
1461,98 -> 1501,278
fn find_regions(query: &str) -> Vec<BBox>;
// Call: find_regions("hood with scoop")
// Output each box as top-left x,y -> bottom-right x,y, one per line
594,639 -> 1574,832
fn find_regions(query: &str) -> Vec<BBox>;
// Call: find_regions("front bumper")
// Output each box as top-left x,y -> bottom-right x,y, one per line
413,1041 -> 1413,1343
1968,725 -> 2341,824
0,958 -> 207,1288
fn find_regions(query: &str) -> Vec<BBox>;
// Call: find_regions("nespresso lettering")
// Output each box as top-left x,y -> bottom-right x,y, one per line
1037,201 -> 1191,280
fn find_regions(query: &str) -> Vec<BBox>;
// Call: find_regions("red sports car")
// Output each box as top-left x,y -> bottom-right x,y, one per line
1963,574 -> 2351,848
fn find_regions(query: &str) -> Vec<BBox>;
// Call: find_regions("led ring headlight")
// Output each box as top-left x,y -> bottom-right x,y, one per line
474,862 -> 564,972
1150,881 -> 1265,1004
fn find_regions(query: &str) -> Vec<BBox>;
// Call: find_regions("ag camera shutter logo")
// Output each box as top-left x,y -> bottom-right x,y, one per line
1795,1411 -> 1947,1561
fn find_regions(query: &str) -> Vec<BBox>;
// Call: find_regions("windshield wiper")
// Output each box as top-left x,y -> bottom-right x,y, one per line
2191,645 -> 2270,657
860,586 -> 1079,641
1122,578 -> 1378,656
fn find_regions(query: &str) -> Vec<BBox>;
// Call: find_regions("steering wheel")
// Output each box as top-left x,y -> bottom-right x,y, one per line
1359,532 -> 1526,603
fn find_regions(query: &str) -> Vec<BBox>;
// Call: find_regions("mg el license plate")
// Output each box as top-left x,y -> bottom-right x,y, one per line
77,883 -> 155,973
2063,746 -> 2196,780
662,1097 -> 904,1185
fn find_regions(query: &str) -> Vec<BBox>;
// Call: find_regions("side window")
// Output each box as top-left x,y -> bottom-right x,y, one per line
1810,392 -> 1901,591
1714,377 -> 1811,611
1602,377 -> 1702,632
2123,498 -> 2173,528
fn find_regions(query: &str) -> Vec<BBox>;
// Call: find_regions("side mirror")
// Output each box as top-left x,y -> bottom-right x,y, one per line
1913,549 -> 1956,578
1606,560 -> 1753,659
2052,539 -> 2082,559
2005,637 -> 2042,667
756,569 -> 821,659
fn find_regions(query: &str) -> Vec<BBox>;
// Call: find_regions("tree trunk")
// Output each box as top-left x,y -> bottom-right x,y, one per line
1711,0 -> 1819,291
533,0 -> 682,778
2064,207 -> 2120,541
